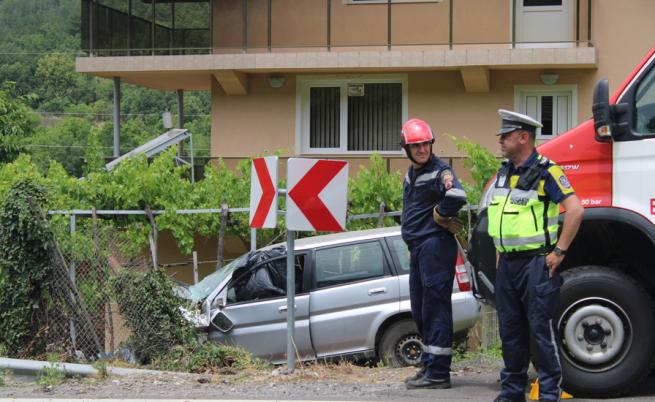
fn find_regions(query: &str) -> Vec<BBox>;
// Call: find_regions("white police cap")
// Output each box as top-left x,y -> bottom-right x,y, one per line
497,109 -> 543,135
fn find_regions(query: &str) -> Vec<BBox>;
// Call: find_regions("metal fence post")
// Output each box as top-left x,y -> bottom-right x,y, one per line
378,202 -> 386,228
69,214 -> 77,350
216,203 -> 228,270
192,251 -> 199,284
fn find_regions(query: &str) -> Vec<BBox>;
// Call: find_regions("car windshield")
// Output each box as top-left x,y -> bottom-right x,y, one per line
187,254 -> 247,303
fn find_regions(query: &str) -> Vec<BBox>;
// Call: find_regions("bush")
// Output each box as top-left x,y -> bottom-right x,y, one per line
450,135 -> 500,207
347,152 -> 402,230
0,179 -> 53,356
153,341 -> 272,373
109,268 -> 194,363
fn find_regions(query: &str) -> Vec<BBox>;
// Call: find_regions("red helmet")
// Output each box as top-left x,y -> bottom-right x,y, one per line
401,118 -> 434,146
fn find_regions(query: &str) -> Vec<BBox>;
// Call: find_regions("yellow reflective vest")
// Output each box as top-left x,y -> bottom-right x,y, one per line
487,155 -> 560,254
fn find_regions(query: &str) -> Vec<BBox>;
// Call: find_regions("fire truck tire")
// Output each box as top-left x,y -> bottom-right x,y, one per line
557,265 -> 655,397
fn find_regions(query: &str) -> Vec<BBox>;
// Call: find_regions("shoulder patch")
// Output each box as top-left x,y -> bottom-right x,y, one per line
547,165 -> 574,194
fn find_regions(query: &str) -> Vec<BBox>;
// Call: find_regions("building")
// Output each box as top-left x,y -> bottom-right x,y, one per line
76,0 -> 655,179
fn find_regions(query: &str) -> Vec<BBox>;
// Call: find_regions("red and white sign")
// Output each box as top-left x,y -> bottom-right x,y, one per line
286,158 -> 349,232
249,156 -> 278,229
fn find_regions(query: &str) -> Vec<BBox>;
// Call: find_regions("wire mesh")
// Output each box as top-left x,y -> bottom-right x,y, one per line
47,216 -> 150,358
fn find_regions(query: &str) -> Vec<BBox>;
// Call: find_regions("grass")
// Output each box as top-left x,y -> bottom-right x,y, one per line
151,342 -> 273,374
92,360 -> 108,379
36,354 -> 67,389
36,364 -> 65,388
0,369 -> 7,386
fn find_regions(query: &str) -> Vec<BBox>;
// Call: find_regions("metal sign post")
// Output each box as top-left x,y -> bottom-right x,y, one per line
246,157 -> 348,373
285,229 -> 295,371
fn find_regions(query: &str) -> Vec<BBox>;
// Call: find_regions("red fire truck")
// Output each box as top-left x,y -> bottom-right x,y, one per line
468,46 -> 655,397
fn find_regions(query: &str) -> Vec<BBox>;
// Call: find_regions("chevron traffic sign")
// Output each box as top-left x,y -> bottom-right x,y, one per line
286,158 -> 349,232
249,156 -> 278,229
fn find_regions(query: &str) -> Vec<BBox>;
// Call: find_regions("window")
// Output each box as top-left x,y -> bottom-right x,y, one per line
634,66 -> 655,135
523,0 -> 562,6
387,236 -> 410,274
227,256 -> 304,304
515,86 -> 577,140
314,241 -> 387,288
298,76 -> 407,154
345,0 -> 441,3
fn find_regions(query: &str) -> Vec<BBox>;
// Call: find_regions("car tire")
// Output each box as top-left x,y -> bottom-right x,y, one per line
557,266 -> 655,397
379,319 -> 422,368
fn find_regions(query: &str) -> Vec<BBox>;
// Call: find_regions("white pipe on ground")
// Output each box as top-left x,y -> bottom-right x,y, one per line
0,357 -> 161,377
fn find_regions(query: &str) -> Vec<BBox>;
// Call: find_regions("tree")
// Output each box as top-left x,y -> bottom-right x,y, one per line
0,83 -> 38,163
26,116 -> 93,176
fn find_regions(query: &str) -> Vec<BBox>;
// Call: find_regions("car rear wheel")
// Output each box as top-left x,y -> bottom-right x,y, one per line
379,319 -> 422,367
558,266 -> 655,397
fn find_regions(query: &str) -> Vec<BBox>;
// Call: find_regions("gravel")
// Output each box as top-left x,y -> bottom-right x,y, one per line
0,356 -> 506,401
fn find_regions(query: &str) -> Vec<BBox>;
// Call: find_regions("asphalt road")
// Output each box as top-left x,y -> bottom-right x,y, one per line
1,367 -> 654,402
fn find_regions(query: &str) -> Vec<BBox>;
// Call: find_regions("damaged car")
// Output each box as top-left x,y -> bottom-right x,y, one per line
182,226 -> 480,366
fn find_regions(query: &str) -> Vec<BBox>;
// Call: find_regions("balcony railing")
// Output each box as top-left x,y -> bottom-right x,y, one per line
81,0 -> 592,57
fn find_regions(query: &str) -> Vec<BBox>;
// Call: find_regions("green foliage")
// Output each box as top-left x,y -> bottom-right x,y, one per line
153,342 -> 272,373
0,83 -> 39,163
0,179 -> 53,356
347,153 -> 403,230
26,116 -> 93,176
91,360 -> 108,379
37,363 -> 66,388
0,369 -> 7,387
109,268 -> 194,363
449,135 -> 500,207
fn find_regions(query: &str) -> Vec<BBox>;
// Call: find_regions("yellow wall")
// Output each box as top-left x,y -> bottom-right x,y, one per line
213,0 -> 509,50
209,0 -> 655,172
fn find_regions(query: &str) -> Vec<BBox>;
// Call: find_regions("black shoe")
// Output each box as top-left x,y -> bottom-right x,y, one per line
404,367 -> 426,383
405,376 -> 451,390
493,395 -> 527,402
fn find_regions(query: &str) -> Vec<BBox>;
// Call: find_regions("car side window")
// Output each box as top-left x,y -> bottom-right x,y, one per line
227,255 -> 304,304
388,236 -> 410,274
314,241 -> 387,289
634,65 -> 655,135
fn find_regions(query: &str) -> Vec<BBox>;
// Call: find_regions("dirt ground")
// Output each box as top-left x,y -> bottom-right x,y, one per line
0,356 -> 506,401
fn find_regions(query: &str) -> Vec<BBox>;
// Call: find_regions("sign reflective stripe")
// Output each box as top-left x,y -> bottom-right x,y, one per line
422,345 -> 453,356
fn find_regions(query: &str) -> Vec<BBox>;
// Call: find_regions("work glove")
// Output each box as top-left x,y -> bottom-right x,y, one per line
433,207 -> 464,235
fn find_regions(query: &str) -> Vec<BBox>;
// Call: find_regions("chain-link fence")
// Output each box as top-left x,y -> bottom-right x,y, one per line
43,205 -> 487,359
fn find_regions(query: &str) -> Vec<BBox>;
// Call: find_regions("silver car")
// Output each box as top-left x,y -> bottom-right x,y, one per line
184,226 -> 480,366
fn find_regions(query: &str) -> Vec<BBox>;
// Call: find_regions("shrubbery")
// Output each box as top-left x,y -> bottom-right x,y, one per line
109,268 -> 194,363
0,179 -> 53,356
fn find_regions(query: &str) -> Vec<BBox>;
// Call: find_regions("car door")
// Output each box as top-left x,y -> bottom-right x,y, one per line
207,254 -> 314,363
309,239 -> 400,358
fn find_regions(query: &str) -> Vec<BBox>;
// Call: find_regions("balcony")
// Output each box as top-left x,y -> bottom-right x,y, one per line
78,0 -> 596,91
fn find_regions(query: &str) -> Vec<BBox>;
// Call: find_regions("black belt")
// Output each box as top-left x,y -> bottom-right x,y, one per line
500,246 -> 552,260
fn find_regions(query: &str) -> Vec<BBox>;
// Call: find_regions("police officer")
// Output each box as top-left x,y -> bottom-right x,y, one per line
488,110 -> 584,402
400,118 -> 467,389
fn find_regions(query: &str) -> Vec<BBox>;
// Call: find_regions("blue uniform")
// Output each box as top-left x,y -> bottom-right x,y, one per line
401,155 -> 467,380
495,151 -> 575,402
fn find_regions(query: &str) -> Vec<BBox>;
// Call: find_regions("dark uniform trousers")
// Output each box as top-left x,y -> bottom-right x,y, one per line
496,254 -> 563,401
408,232 -> 457,379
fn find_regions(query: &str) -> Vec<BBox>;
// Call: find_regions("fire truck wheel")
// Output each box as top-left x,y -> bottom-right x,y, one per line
557,265 -> 655,397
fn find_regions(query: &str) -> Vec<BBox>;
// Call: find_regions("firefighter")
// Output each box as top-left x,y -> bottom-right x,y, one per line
400,118 -> 467,389
488,110 -> 584,402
